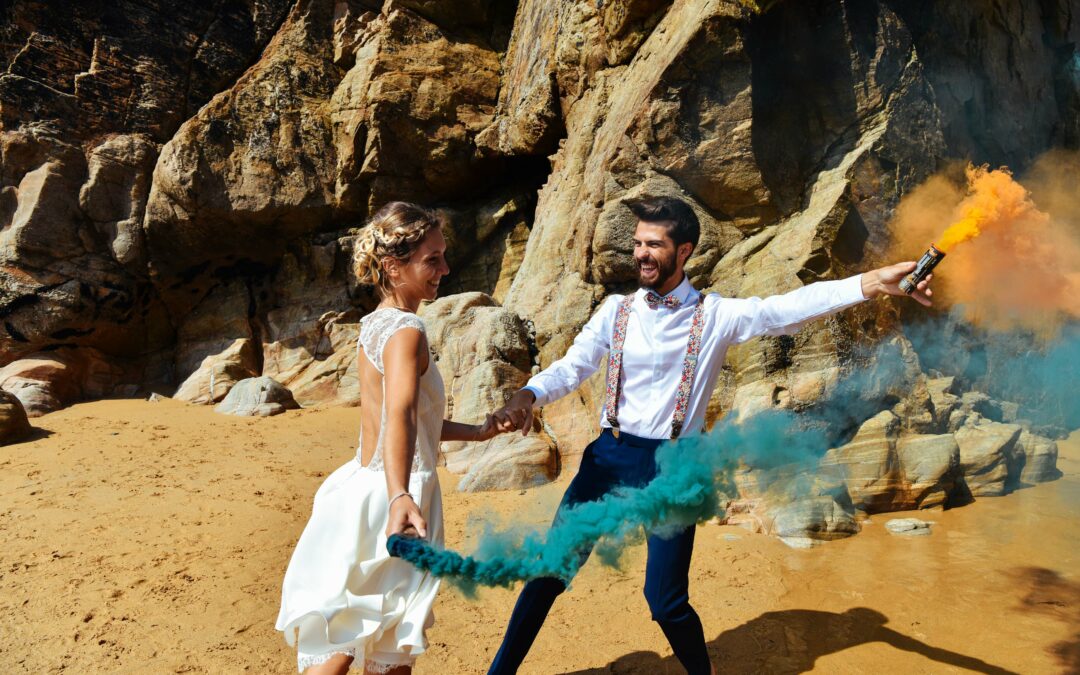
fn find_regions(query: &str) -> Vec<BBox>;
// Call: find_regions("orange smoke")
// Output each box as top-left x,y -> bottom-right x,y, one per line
935,165 -> 1044,252
888,152 -> 1080,333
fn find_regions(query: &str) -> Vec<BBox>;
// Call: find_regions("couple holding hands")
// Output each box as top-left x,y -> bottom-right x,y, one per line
275,198 -> 934,674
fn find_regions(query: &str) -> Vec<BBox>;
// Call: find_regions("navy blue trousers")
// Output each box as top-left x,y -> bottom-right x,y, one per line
488,428 -> 710,674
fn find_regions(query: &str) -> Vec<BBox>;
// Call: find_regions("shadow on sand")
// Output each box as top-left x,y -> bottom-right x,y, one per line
1009,566 -> 1080,674
563,607 -> 1018,675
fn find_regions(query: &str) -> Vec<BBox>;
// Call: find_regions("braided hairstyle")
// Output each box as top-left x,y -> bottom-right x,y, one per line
353,201 -> 443,297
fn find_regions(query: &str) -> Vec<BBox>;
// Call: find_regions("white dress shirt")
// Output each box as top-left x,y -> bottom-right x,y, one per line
524,274 -> 867,440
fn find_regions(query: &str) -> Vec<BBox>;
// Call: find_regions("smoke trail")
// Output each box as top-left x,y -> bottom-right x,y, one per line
390,409 -> 812,589
887,152 -> 1080,332
390,342 -> 922,589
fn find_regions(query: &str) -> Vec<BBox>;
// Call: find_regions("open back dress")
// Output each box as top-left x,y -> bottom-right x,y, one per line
276,308 -> 445,672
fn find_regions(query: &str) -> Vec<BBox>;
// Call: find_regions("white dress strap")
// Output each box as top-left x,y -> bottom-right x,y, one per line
359,309 -> 426,373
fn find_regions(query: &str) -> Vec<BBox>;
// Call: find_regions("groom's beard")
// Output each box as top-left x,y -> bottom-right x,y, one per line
638,254 -> 678,290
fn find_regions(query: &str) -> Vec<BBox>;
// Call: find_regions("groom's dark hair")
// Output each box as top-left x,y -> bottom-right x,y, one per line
625,196 -> 700,254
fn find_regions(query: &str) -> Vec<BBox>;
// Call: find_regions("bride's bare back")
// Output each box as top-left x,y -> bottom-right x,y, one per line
355,309 -> 431,469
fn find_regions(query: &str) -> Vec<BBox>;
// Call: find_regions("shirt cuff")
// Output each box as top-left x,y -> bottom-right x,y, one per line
844,274 -> 868,303
521,385 -> 545,407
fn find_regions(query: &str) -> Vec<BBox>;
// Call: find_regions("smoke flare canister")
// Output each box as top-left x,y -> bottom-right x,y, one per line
387,533 -> 424,559
899,244 -> 945,294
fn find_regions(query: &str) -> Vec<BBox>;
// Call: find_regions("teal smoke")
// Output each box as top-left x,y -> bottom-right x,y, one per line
388,323 -> 1078,589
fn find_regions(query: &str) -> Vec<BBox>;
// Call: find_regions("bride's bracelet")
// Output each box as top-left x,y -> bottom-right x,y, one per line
388,491 -> 413,508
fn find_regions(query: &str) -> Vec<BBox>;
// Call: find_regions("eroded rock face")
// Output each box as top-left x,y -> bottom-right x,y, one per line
0,0 -> 293,365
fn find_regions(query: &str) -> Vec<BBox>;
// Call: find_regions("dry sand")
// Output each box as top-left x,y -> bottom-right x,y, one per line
1,398 -> 1076,674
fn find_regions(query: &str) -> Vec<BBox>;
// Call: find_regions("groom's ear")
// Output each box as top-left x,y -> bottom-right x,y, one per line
677,241 -> 694,266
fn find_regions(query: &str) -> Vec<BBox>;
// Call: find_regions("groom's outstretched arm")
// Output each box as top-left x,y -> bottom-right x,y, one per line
496,295 -> 621,434
715,261 -> 933,345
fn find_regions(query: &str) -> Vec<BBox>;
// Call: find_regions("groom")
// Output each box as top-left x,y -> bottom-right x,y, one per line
489,196 -> 933,674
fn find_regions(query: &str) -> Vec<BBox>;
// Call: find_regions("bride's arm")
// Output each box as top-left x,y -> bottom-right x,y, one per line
381,328 -> 429,537
441,418 -> 502,442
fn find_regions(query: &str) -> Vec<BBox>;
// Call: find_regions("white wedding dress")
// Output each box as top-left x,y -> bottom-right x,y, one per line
277,308 -> 445,672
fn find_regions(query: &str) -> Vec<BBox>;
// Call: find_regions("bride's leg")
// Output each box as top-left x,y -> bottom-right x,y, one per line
305,652 -> 354,675
364,662 -> 410,675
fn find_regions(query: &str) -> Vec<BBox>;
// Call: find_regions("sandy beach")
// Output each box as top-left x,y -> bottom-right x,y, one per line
1,398 -> 1076,674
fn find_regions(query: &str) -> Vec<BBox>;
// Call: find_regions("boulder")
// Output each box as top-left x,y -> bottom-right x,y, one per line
419,293 -> 558,490
173,339 -> 260,405
1014,430 -> 1060,485
953,419 -> 1023,497
0,348 -> 140,416
895,433 -> 960,509
0,390 -> 32,444
0,355 -> 79,416
214,376 -> 300,417
820,410 -> 901,513
769,496 -> 860,544
885,518 -> 932,536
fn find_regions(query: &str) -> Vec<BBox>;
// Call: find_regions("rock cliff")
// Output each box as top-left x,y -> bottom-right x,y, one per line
1,1 -> 1076,508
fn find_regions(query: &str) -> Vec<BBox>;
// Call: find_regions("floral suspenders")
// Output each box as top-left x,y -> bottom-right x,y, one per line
603,294 -> 706,440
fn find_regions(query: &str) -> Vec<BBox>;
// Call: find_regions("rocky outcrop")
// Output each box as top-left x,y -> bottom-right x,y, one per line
0,389 -> 32,444
214,376 -> 300,417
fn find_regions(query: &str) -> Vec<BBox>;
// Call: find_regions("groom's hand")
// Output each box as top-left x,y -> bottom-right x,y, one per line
495,389 -> 536,437
862,261 -> 934,306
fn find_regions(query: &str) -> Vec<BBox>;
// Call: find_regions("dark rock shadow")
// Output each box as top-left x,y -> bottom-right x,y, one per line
562,607 -> 1018,675
745,0 -> 860,216
6,427 -> 53,444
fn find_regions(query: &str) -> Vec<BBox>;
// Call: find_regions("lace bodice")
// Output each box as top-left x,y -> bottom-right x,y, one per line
356,308 -> 445,473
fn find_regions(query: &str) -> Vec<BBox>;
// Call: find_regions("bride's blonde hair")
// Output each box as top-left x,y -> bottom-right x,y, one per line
353,201 -> 443,296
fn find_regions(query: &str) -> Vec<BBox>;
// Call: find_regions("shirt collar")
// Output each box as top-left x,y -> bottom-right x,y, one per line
635,274 -> 699,305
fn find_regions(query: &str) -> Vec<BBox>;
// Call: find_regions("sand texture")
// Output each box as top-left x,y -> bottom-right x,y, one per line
1,399 -> 1076,673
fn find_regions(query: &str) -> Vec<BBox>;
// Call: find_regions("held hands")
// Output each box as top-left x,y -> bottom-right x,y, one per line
472,413 -> 508,442
491,389 -> 536,437
863,261 -> 934,307
386,491 -> 427,539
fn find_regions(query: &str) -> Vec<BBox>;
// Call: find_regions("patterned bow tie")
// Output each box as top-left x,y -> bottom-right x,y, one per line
644,291 -> 681,310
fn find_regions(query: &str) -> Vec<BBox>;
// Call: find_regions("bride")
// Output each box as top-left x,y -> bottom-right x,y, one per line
277,202 -> 509,674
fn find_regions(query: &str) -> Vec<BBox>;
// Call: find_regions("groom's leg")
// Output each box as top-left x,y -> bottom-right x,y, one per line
487,433 -> 619,675
644,525 -> 711,675
487,575 -> 568,674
